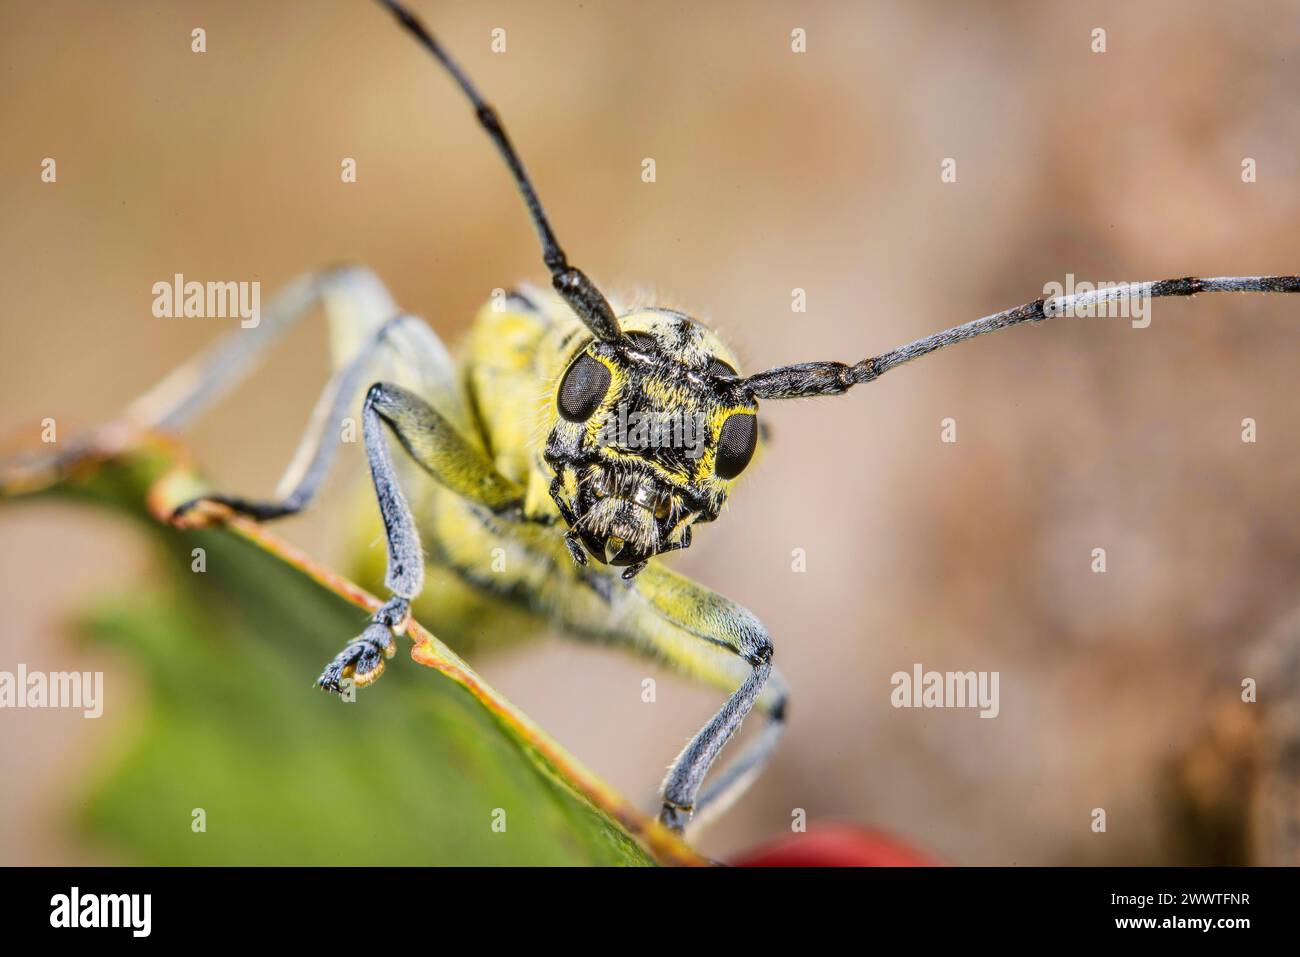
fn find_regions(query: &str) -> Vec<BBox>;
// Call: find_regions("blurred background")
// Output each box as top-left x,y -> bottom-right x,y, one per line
3,0 -> 1300,865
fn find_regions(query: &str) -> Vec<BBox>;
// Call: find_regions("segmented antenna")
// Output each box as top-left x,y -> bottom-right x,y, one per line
744,275 -> 1300,399
375,0 -> 623,342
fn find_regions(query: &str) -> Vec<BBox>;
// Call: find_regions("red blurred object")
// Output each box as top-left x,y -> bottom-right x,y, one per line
733,824 -> 939,867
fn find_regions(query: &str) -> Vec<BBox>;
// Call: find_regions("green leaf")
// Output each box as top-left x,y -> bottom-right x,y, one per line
15,443 -> 702,866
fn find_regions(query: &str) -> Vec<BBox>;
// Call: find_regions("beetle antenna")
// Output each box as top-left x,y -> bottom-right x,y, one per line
744,276 -> 1300,399
374,0 -> 623,342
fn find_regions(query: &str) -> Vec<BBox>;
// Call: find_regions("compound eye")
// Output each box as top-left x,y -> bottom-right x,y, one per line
707,358 -> 737,379
714,412 -> 757,479
557,354 -> 611,422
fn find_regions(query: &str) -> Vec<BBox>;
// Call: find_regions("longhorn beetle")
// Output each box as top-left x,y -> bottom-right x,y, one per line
6,0 -> 1300,837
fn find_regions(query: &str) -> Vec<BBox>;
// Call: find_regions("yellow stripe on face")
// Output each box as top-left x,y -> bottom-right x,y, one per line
693,406 -> 757,486
581,352 -> 628,448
